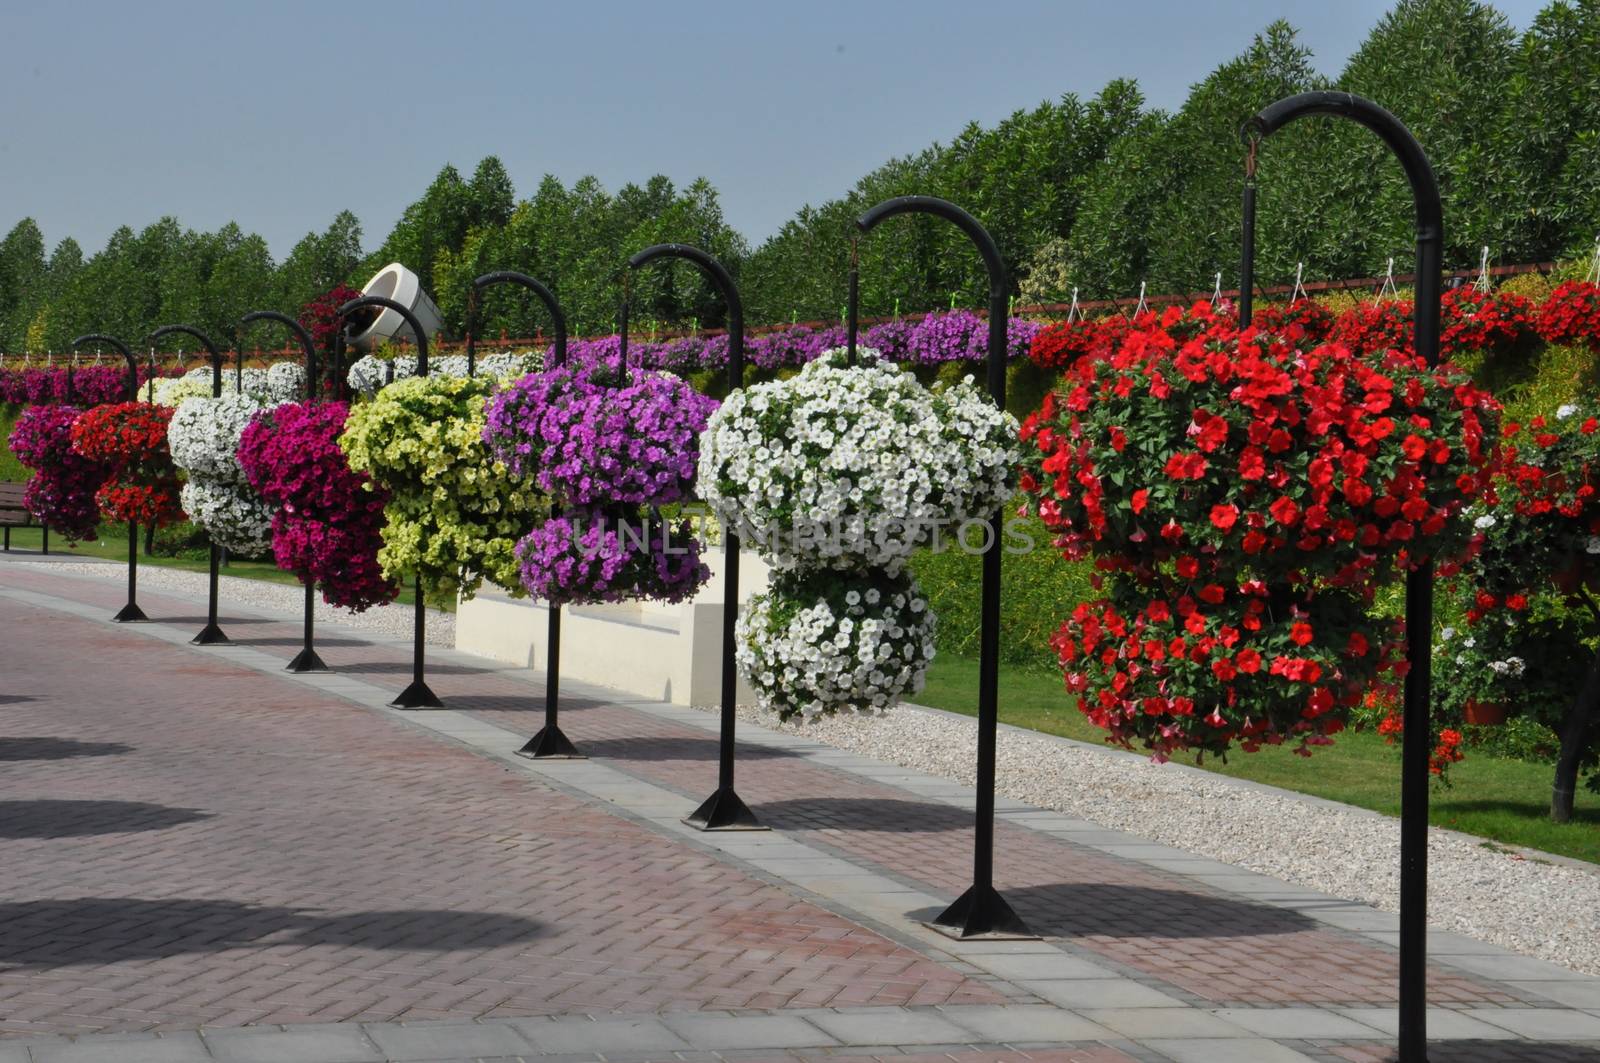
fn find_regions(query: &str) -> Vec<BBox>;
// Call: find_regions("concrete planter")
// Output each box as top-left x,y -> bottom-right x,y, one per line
455,550 -> 771,706
348,262 -> 445,351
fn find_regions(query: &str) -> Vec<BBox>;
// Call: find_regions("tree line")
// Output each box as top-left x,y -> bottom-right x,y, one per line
2,0 -> 1596,352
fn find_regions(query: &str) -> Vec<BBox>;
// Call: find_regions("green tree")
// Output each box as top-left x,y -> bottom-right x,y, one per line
0,219 -> 47,351
277,210 -> 364,313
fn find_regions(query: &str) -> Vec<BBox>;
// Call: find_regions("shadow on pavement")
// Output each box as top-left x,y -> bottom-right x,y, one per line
0,799 -> 210,839
0,898 -> 546,967
754,796 -> 974,833
460,695 -> 609,714
574,735 -> 801,762
911,882 -> 1319,939
1351,1043 -> 1600,1062
341,661 -> 492,676
0,738 -> 134,762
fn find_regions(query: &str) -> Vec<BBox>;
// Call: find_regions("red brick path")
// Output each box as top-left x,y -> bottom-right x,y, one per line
0,567 -> 1526,1019
0,591 -> 996,1038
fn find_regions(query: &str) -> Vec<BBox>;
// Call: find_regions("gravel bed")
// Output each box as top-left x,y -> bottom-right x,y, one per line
720,700 -> 1600,978
12,559 -> 455,646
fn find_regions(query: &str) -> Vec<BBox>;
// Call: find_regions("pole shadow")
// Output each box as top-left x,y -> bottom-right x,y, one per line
753,797 -> 973,833
573,736 -> 800,762
341,661 -> 491,676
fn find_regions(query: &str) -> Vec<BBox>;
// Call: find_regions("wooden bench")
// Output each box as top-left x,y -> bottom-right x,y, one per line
0,482 -> 47,553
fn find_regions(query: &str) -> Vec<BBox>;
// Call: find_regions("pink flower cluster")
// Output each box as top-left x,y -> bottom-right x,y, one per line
237,401 -> 397,611
7,405 -> 115,540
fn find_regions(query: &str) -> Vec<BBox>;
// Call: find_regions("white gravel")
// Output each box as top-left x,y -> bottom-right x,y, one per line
10,559 -> 455,646
723,699 -> 1600,978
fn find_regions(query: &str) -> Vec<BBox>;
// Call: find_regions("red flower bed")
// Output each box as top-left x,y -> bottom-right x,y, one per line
1018,301 -> 1498,759
1253,299 -> 1336,349
1330,299 -> 1415,358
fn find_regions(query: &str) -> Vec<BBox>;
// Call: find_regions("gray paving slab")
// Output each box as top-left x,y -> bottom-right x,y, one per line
203,1026 -> 384,1063
659,1014 -> 833,1051
1024,979 -> 1190,1009
964,952 -> 1117,981
1504,980 -> 1600,1009
1469,1007 -> 1600,1039
1079,1008 -> 1253,1038
29,1034 -> 213,1063
1141,1036 -> 1320,1062
513,1016 -> 691,1054
940,1004 -> 1117,1042
363,1021 -> 533,1060
1210,1008 -> 1388,1038
804,1010 -> 976,1046
0,1047 -> 29,1063
1440,952 -> 1589,982
1332,1008 -> 1521,1039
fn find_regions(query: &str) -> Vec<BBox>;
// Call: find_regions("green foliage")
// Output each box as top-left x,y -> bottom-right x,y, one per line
908,517 -> 1094,671
0,404 -> 27,482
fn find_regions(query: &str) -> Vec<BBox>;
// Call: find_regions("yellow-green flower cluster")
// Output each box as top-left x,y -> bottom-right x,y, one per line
339,375 -> 542,605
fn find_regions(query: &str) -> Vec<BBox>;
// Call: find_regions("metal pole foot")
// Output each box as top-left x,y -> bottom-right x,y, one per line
925,883 -> 1037,941
112,603 -> 149,623
685,787 -> 768,831
191,623 -> 230,646
391,680 -> 443,709
517,725 -> 584,759
285,647 -> 329,673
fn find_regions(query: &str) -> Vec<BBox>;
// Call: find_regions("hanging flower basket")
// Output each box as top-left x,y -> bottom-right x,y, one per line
738,568 -> 937,721
68,401 -> 184,527
1536,280 -> 1600,352
238,401 -> 397,612
1018,301 -> 1498,758
339,375 -> 543,604
1441,286 -> 1537,361
7,405 -> 115,541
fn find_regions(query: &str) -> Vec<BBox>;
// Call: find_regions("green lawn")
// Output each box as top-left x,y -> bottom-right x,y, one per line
0,526 -> 443,611
919,654 -> 1600,866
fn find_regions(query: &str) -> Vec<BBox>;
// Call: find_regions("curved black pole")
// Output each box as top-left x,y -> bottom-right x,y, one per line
466,271 -> 580,759
856,196 -> 1033,940
1240,91 -> 1441,1062
149,324 -> 231,647
335,295 -> 440,709
628,243 -> 763,832
72,333 -> 146,624
239,311 -> 327,674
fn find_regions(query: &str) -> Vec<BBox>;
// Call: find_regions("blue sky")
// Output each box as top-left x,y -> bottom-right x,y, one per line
0,0 -> 1548,259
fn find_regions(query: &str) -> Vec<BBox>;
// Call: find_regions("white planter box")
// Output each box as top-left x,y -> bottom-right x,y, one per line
454,550 -> 771,706
348,262 -> 445,351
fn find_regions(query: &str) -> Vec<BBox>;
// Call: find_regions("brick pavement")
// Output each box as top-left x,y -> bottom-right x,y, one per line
0,565 -> 1513,1009
0,593 -> 996,1038
4,561 -> 1600,1063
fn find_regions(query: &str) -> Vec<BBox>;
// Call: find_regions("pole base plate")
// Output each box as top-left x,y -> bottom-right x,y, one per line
285,647 -> 329,673
391,680 -> 443,709
191,623 -> 231,646
924,884 -> 1037,941
685,787 -> 768,831
516,725 -> 584,759
112,603 -> 149,623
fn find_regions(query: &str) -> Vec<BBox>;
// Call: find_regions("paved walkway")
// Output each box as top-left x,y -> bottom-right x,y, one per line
2,555 -> 1600,1062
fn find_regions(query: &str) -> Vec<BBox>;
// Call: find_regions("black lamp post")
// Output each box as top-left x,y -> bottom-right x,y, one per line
71,333 -> 146,623
147,324 -> 230,646
628,244 -> 764,831
238,311 -> 327,673
855,196 -> 1034,940
1239,90 -> 1442,1061
464,270 -> 581,758
334,295 -> 440,709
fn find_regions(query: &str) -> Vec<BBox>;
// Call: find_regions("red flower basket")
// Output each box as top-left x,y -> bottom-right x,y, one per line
1018,300 -> 1499,759
69,402 -> 184,527
1535,280 -> 1600,352
1441,286 -> 1537,360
